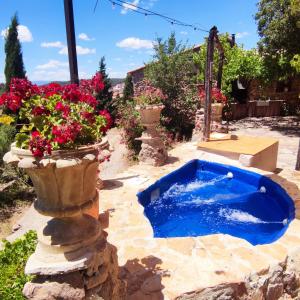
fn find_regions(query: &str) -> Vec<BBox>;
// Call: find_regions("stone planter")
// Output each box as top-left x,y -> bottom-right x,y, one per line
136,105 -> 168,166
3,141 -> 124,300
211,102 -> 224,122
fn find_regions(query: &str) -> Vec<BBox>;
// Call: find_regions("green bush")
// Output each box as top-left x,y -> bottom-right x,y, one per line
116,101 -> 144,158
0,231 -> 37,300
0,124 -> 16,163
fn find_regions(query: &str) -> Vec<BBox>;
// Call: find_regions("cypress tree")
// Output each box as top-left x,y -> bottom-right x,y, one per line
123,73 -> 134,101
4,14 -> 26,90
96,56 -> 113,108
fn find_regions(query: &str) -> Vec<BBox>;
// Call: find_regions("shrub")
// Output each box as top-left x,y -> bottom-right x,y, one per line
116,101 -> 144,158
0,124 -> 16,163
0,231 -> 37,300
145,33 -> 199,139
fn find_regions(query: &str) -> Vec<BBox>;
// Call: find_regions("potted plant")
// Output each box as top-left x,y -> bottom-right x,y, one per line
134,79 -> 166,125
0,76 -> 120,297
199,86 -> 227,122
134,80 -> 168,165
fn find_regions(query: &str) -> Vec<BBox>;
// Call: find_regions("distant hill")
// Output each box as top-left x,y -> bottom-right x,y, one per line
33,78 -> 124,87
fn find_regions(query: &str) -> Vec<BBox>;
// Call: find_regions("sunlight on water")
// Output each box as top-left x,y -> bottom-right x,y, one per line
219,208 -> 266,223
161,175 -> 228,199
219,208 -> 286,224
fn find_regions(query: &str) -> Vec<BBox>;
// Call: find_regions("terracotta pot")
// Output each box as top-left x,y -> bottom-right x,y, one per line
136,104 -> 164,125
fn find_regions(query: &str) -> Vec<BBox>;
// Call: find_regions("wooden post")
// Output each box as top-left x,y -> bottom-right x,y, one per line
64,0 -> 79,84
216,52 -> 224,89
203,26 -> 217,141
296,139 -> 300,170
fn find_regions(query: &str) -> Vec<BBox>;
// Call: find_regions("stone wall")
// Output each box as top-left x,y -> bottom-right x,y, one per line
249,77 -> 300,110
176,248 -> 300,300
230,100 -> 284,120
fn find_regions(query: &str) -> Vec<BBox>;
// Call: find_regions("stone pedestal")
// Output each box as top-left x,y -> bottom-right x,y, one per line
136,105 -> 168,166
3,143 -> 125,300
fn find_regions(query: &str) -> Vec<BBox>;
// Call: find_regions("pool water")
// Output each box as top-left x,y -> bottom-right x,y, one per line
137,160 -> 295,245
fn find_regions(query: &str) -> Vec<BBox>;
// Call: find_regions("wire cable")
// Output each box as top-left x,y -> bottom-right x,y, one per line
94,0 -> 209,32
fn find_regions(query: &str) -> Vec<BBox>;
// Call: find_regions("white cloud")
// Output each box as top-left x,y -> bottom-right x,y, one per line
30,69 -> 88,82
59,45 -> 96,55
142,0 -> 157,9
114,57 -> 122,61
0,73 -> 4,83
121,0 -> 140,14
1,25 -> 33,42
78,33 -> 94,41
36,60 -> 69,70
116,37 -> 153,50
180,31 -> 188,35
31,69 -> 70,81
41,41 -> 64,48
108,70 -> 126,78
236,32 -> 249,39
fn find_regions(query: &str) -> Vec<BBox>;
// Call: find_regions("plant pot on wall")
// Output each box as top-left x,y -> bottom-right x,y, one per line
135,104 -> 168,166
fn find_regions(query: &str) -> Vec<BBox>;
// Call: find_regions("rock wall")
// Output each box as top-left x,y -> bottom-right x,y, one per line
23,235 -> 126,300
176,248 -> 300,300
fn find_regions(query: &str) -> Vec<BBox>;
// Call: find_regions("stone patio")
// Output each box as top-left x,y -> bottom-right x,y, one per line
99,139 -> 300,299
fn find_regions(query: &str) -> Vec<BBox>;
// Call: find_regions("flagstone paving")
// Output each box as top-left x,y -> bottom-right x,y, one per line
99,140 -> 300,299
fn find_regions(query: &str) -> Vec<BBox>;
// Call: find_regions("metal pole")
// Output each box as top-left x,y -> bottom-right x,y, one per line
203,26 -> 216,141
64,0 -> 79,84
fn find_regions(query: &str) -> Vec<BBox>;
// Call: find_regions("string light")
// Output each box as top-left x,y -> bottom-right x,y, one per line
93,0 -> 209,33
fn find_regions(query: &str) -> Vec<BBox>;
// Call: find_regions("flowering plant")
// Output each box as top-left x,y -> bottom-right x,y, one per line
0,75 -> 112,158
134,80 -> 166,107
198,86 -> 227,104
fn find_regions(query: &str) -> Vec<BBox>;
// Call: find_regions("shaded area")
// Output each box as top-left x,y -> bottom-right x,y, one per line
230,116 -> 300,137
119,255 -> 169,300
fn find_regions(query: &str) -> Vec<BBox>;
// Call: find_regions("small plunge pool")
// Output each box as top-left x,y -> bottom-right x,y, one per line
137,160 -> 295,245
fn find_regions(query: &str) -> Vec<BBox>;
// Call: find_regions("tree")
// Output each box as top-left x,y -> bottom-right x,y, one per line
96,57 -> 113,108
4,14 -> 26,90
255,0 -> 300,80
123,73 -> 134,101
145,32 -> 198,138
193,33 -> 264,99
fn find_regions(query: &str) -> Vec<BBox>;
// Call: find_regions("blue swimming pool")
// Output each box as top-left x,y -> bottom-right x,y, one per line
137,160 -> 295,245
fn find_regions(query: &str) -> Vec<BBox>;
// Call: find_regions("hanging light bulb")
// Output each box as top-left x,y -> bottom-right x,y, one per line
171,21 -> 174,26
112,2 -> 116,9
145,13 -> 148,19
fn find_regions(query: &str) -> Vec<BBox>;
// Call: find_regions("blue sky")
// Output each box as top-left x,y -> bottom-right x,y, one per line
0,0 -> 259,83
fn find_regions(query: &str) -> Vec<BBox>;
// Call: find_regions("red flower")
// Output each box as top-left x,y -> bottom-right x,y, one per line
10,78 -> 39,100
62,84 -> 82,103
40,83 -> 62,97
52,122 -> 81,144
0,92 -> 22,112
29,131 -> 52,158
80,73 -> 104,94
32,105 -> 49,116
80,94 -> 97,107
198,86 -> 227,104
81,111 -> 95,124
55,102 -> 71,118
99,110 -> 113,133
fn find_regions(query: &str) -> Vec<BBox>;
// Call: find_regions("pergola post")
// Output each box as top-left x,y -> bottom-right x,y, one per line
296,139 -> 300,170
203,26 -> 217,141
64,0 -> 79,84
